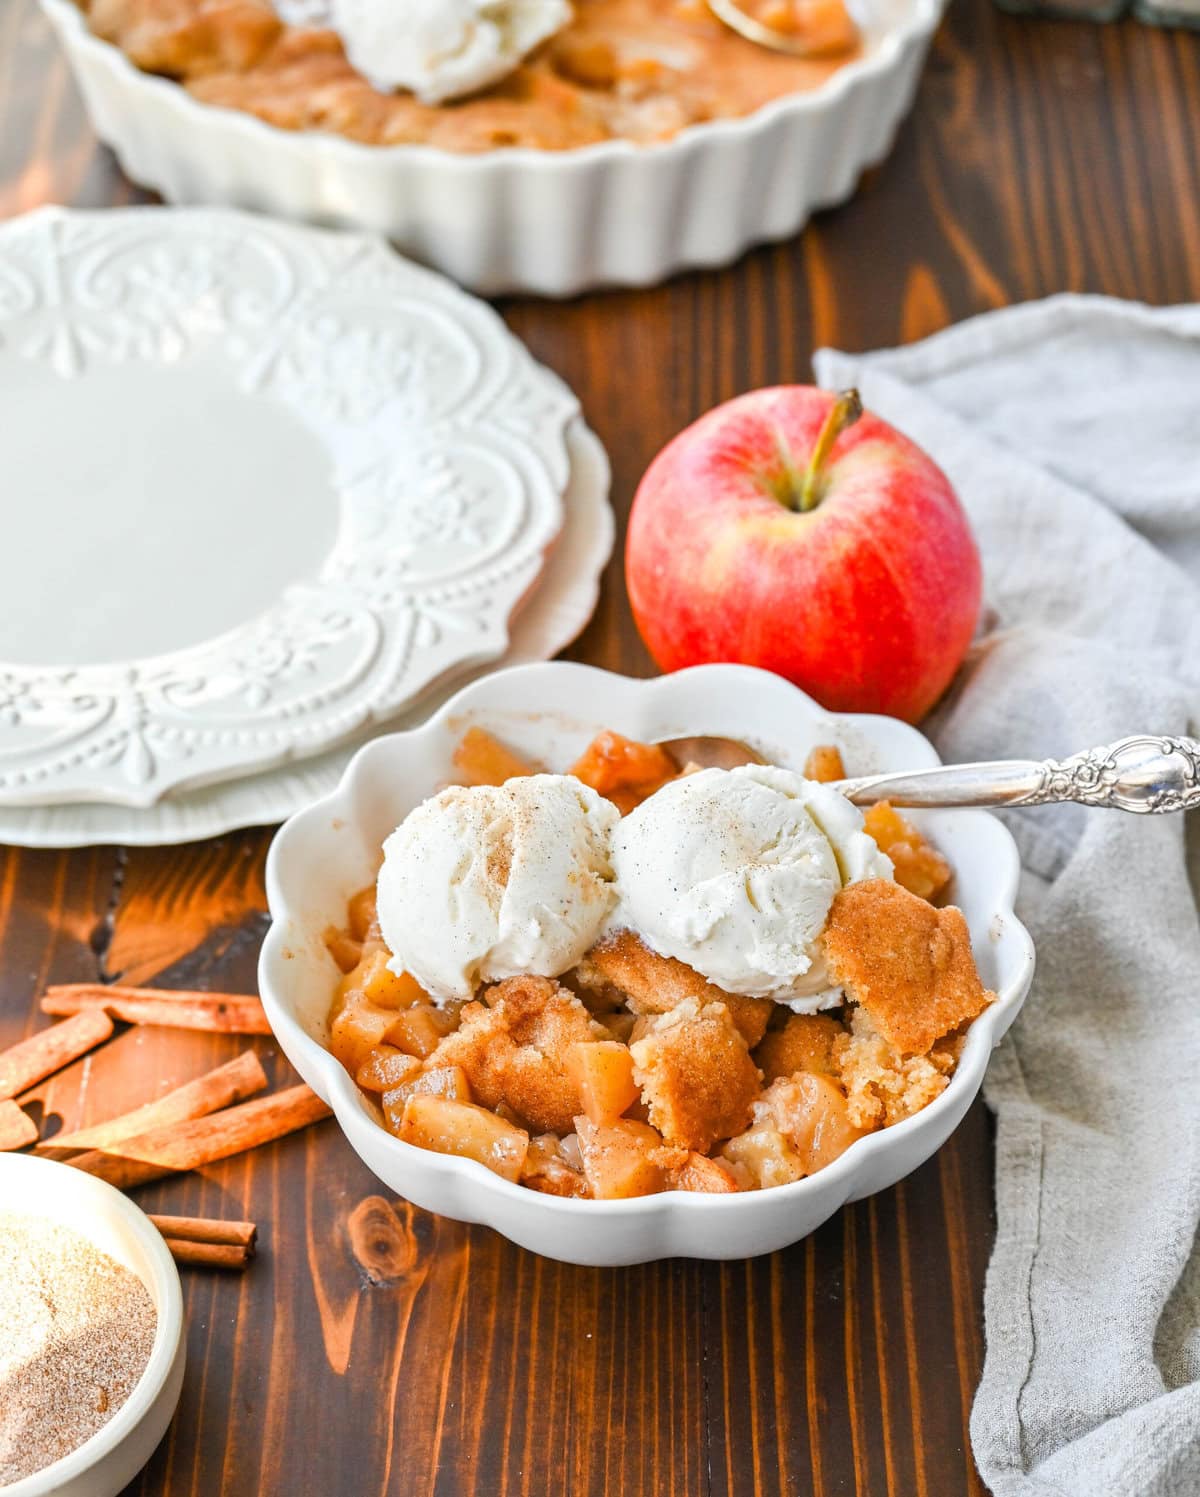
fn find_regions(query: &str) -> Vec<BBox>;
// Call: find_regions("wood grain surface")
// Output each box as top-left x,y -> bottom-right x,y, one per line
1,0 -> 1198,1491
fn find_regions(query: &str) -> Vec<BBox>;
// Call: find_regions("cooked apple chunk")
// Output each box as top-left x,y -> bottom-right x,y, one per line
324,926 -> 364,974
431,975 -> 604,1134
574,1116 -> 683,1199
803,744 -> 847,783
721,1123 -> 807,1190
398,1095 -> 529,1183
629,998 -> 761,1153
346,884 -> 380,942
578,929 -> 772,1047
386,1003 -> 459,1059
350,948 -> 430,1010
862,802 -> 953,903
823,879 -> 993,1055
354,1045 -> 422,1094
673,1152 -> 744,1194
521,1133 -> 591,1198
451,725 -> 537,787
381,1064 -> 473,1131
330,999 -> 399,1074
568,730 -> 678,814
566,1040 -> 639,1127
760,1072 -> 866,1173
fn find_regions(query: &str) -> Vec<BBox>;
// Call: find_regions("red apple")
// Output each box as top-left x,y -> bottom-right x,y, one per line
625,386 -> 982,724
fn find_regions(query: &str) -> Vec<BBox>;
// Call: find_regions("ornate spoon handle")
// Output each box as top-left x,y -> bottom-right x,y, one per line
834,735 -> 1200,814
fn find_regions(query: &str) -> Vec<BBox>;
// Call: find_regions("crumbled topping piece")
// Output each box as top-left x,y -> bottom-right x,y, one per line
823,879 -> 993,1055
579,929 -> 772,1047
629,998 -> 761,1153
431,975 -> 603,1134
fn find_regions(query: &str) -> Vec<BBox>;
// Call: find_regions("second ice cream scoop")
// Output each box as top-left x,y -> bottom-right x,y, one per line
610,764 -> 893,1011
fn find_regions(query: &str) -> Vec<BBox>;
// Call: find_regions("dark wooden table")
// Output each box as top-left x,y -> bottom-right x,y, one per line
2,2 -> 1198,1491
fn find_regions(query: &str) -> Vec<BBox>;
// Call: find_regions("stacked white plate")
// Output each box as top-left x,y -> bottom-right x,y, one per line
0,206 -> 613,846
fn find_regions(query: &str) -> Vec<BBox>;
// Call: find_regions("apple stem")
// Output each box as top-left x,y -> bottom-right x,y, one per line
796,388 -> 863,512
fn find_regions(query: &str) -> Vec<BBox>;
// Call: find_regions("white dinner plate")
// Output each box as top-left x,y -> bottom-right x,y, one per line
0,421 -> 612,847
0,205 -> 579,808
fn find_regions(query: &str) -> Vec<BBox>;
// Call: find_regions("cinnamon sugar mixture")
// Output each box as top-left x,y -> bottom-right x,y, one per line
0,1213 -> 157,1486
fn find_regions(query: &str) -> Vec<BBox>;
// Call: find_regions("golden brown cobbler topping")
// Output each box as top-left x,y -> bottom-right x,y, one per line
578,928 -> 773,1047
754,1011 -> 842,1084
832,1008 -> 960,1130
431,975 -> 604,1135
822,879 -> 994,1056
629,997 -> 761,1152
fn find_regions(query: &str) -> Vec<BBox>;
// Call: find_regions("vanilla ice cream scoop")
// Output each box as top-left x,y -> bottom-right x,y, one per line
376,773 -> 618,1004
611,765 -> 894,1010
329,0 -> 572,104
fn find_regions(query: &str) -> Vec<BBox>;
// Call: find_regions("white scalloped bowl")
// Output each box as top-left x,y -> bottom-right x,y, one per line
42,0 -> 943,296
260,662 -> 1034,1265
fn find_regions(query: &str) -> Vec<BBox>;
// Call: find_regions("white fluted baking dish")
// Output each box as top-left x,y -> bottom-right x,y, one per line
259,662 -> 1035,1265
41,0 -> 944,296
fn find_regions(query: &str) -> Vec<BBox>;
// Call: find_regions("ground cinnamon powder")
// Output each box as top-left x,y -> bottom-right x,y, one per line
0,1212 -> 157,1485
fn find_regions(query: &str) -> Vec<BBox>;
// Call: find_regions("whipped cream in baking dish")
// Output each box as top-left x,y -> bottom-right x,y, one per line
377,774 -> 618,1004
611,765 -> 894,1011
328,0 -> 573,104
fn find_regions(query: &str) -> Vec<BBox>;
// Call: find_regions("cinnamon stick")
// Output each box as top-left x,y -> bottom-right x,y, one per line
148,1214 -> 257,1250
41,985 -> 270,1035
0,1100 -> 36,1151
163,1238 -> 253,1271
64,1084 -> 331,1188
0,1009 -> 114,1101
37,1052 -> 268,1158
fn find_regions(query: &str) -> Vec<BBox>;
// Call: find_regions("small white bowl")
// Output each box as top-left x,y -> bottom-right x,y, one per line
260,661 -> 1035,1265
41,0 -> 943,295
0,1154 -> 186,1497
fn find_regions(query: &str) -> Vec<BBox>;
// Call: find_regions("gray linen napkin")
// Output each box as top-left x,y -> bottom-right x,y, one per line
816,296 -> 1200,1497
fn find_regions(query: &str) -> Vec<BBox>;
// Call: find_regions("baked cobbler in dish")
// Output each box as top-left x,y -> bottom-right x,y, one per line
322,730 -> 993,1199
78,0 -> 861,151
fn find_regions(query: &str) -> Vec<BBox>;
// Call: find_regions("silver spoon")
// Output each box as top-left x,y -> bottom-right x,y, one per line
659,734 -> 1200,814
705,0 -> 851,56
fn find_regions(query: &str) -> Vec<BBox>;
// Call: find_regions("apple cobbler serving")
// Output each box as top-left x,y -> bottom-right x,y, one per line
323,727 -> 993,1200
77,0 -> 861,152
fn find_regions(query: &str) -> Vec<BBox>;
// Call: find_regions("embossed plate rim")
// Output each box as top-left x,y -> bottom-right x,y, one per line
0,421 -> 611,845
0,205 -> 576,807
